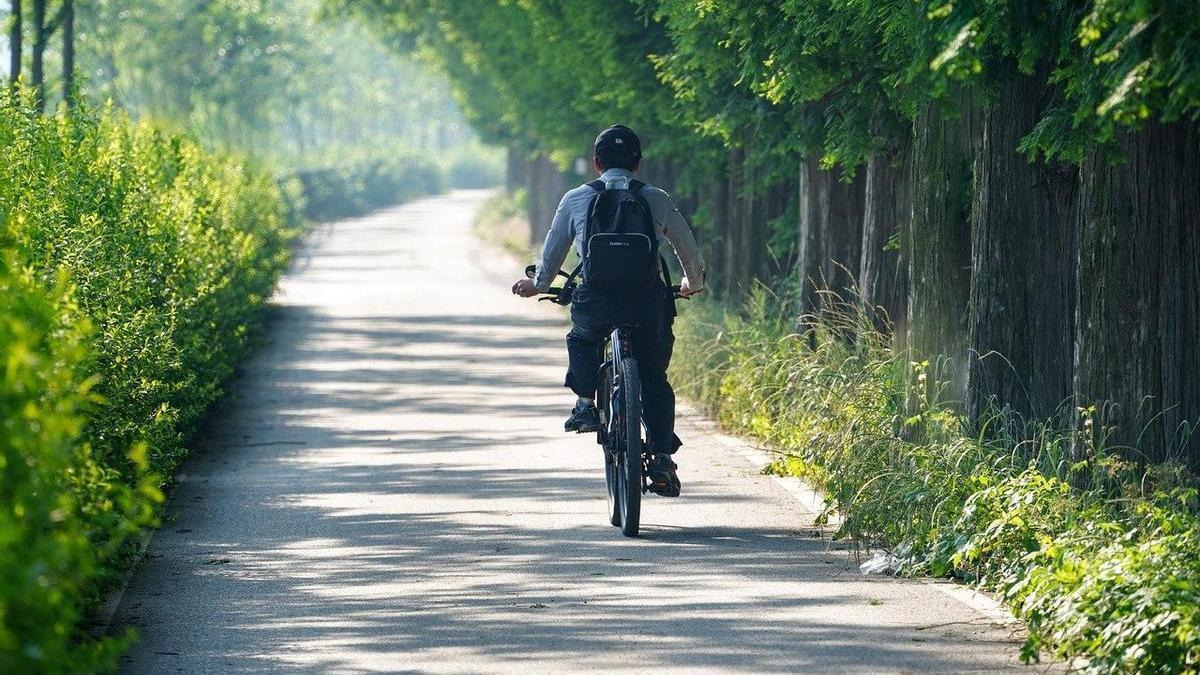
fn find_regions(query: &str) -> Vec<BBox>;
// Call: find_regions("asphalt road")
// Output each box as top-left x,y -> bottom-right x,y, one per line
112,190 -> 1037,673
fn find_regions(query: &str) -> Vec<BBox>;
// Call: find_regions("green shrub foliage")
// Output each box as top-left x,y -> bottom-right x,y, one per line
0,261 -> 127,672
0,94 -> 294,671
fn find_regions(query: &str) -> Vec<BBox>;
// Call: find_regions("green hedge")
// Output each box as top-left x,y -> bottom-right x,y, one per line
0,95 -> 293,671
288,151 -> 445,221
672,289 -> 1200,673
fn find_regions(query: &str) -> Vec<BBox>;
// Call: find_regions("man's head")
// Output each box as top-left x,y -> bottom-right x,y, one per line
592,124 -> 642,173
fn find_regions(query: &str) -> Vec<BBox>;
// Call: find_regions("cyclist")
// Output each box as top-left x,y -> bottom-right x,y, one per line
511,125 -> 706,496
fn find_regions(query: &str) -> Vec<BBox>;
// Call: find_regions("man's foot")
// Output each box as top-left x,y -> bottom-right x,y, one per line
564,400 -> 601,433
646,453 -> 681,497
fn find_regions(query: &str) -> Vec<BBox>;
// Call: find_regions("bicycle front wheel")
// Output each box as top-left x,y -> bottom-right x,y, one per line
618,357 -> 642,537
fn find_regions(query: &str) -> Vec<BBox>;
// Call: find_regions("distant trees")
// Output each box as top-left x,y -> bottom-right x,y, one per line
73,0 -> 471,158
6,0 -> 74,109
5,0 -> 473,161
341,0 -> 1200,469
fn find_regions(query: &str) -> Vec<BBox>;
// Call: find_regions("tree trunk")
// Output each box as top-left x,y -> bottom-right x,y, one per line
859,142 -> 911,334
796,155 -> 826,319
824,167 -> 865,302
739,137 -> 758,290
60,0 -> 72,106
1074,120 -> 1200,467
735,129 -> 777,294
8,0 -> 20,87
704,167 -> 730,299
966,68 -> 1078,430
31,0 -> 44,110
906,92 -> 979,404
722,145 -> 744,298
505,144 -> 524,193
526,153 -> 566,245
763,180 -> 793,278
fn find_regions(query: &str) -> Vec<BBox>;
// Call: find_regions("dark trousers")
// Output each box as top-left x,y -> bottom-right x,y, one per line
565,283 -> 682,454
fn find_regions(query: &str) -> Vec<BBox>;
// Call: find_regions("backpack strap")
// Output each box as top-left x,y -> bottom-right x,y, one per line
626,179 -> 670,287
564,261 -> 583,285
582,180 -> 607,264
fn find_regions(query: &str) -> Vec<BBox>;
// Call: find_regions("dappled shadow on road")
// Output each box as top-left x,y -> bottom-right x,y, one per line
116,294 -> 1025,673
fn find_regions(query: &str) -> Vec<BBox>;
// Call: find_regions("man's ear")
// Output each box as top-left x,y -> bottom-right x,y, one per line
593,157 -> 603,175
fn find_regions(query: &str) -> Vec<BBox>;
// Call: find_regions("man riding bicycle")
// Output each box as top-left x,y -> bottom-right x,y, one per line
511,125 -> 706,495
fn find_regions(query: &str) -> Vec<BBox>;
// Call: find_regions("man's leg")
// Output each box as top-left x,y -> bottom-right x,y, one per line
565,317 -> 608,400
632,309 -> 680,454
635,313 -> 682,497
562,303 -> 611,432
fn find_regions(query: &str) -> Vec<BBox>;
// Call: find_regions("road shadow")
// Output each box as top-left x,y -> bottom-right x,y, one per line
114,281 -> 1028,672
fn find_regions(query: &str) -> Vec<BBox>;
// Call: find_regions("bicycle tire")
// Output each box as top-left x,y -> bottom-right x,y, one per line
599,364 -> 621,527
618,357 -> 642,537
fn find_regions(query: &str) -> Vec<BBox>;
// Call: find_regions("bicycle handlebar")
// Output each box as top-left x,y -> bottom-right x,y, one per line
535,283 -> 698,305
528,263 -> 700,304
536,286 -> 574,306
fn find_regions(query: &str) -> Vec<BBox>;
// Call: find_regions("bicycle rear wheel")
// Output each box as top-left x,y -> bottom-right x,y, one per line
618,358 -> 642,537
599,364 -> 621,527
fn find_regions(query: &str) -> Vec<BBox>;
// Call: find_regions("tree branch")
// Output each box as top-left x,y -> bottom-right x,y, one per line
44,0 -> 65,36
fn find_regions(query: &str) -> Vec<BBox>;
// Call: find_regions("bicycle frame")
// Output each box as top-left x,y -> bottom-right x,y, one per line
600,326 -> 647,478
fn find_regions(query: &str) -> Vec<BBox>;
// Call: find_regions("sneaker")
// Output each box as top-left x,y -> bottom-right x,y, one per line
564,400 -> 601,433
647,453 -> 681,497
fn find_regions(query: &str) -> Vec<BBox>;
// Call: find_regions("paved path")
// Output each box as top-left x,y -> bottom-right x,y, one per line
113,191 -> 1036,673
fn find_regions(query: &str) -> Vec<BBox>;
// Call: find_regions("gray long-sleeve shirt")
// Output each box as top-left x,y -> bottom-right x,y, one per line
533,168 -> 707,292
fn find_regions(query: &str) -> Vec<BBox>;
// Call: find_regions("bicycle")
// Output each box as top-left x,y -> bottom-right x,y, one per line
523,264 -> 689,537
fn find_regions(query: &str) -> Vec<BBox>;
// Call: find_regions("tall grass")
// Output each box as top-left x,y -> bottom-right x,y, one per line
0,94 -> 294,671
672,285 -> 1200,672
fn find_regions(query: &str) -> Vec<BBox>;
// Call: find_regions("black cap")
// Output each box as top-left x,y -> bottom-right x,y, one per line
593,124 -> 642,161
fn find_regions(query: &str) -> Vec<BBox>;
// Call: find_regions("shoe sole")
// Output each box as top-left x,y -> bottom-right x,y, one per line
565,423 -> 602,433
647,475 -> 681,497
647,482 -> 681,497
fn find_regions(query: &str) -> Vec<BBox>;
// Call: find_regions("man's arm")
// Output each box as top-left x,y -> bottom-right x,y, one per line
533,193 -> 575,292
643,187 -> 706,291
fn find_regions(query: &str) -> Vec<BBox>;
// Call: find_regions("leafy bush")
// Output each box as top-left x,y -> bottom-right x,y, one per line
672,286 -> 1200,673
0,94 -> 293,670
0,260 -> 127,673
288,150 -> 445,221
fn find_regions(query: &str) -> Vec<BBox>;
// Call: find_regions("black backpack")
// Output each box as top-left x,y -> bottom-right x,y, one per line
580,178 -> 660,291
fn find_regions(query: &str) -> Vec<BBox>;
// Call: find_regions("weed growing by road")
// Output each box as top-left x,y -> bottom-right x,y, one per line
671,286 -> 1200,673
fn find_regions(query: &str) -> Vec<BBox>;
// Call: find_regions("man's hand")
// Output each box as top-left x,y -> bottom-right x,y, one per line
512,278 -> 540,298
678,277 -> 702,298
